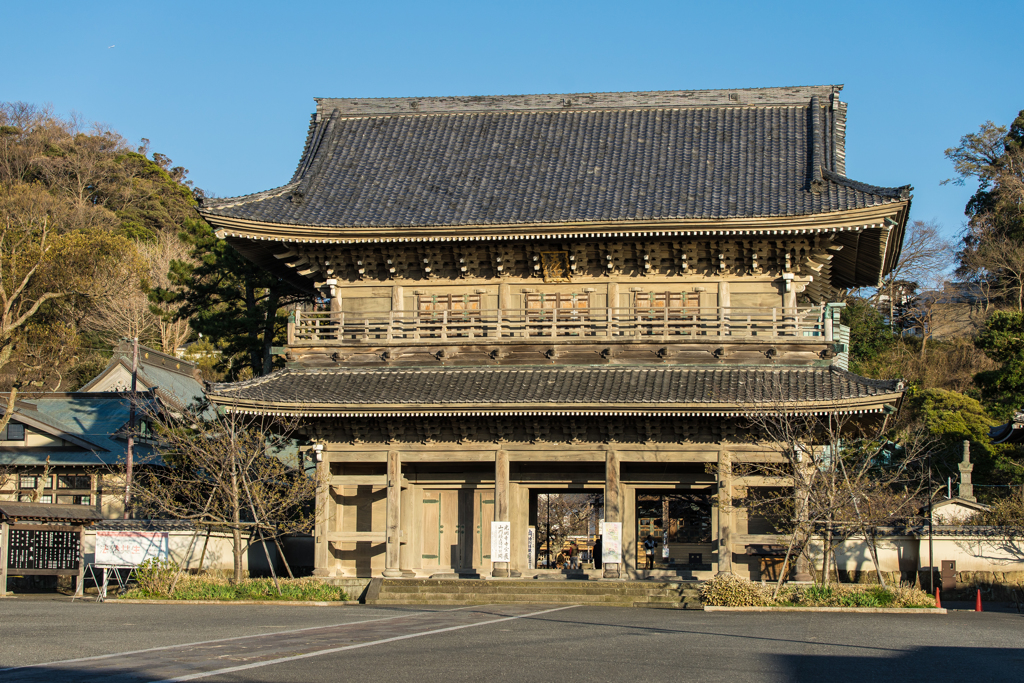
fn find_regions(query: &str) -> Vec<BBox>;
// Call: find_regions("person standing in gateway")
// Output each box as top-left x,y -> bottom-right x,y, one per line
643,535 -> 656,570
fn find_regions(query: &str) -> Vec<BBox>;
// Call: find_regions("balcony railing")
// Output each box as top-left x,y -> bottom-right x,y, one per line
288,306 -> 832,345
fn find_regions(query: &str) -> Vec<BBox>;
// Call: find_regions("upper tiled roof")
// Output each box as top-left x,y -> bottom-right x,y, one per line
207,365 -> 902,414
199,86 -> 910,230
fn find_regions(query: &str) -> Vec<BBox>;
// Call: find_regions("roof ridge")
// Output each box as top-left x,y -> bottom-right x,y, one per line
314,85 -> 842,118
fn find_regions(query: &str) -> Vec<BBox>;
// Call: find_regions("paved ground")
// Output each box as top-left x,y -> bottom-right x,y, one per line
1,596 -> 1021,682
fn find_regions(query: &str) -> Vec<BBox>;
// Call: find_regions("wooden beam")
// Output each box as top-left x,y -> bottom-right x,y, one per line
327,532 -> 386,543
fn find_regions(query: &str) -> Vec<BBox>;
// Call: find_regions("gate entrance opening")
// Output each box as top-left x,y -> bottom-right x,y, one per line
636,491 -> 713,570
528,491 -> 603,569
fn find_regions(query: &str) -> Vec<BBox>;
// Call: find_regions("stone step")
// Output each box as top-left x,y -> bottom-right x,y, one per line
379,584 -> 685,596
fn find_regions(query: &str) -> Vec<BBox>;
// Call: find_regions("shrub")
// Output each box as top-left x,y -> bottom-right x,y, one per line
782,582 -> 934,608
700,574 -> 776,607
131,558 -> 178,597
122,573 -> 348,601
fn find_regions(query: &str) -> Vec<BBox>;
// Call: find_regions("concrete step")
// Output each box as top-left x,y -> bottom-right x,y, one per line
368,577 -> 705,609
379,584 -> 686,596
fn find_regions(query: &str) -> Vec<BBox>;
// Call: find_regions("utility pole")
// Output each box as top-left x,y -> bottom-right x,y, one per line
123,337 -> 139,519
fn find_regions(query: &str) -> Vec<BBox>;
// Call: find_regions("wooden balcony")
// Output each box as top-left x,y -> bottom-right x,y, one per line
287,306 -> 832,346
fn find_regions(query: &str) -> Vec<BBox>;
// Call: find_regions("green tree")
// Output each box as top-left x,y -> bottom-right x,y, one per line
842,297 -> 896,373
974,310 -> 1024,418
946,110 -> 1024,300
908,387 -> 1022,494
161,220 -> 308,380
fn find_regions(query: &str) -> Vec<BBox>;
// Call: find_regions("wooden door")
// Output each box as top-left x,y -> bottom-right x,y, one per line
422,490 -> 461,570
464,490 -> 494,574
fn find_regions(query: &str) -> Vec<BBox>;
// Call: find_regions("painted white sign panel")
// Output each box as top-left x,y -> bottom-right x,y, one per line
490,521 -> 511,563
527,527 -> 536,569
95,531 -> 169,566
602,522 -> 622,564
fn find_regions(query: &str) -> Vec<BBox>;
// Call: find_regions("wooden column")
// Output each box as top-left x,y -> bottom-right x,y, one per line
383,450 -> 403,577
717,450 -> 733,575
718,281 -> 731,336
622,486 -> 636,576
510,482 -> 528,575
312,459 -> 333,577
75,524 -> 86,596
0,520 -> 8,597
492,450 -> 510,577
603,449 -> 621,579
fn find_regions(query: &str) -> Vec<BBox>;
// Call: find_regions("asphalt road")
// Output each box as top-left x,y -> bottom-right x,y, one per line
1,597 -> 1021,682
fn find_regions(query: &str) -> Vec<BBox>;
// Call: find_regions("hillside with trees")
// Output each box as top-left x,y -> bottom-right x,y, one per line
841,109 -> 1024,501
0,103 -> 309,435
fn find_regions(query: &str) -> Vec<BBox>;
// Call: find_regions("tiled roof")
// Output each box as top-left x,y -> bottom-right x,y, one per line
207,365 -> 902,414
0,501 -> 104,524
199,86 -> 910,230
0,394 -> 157,466
92,518 -> 197,532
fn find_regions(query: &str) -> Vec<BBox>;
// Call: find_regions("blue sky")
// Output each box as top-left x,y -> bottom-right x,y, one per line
5,0 -> 1022,246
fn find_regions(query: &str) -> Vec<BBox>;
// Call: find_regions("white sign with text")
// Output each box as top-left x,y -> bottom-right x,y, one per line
490,521 -> 511,563
95,531 -> 169,566
602,522 -> 622,564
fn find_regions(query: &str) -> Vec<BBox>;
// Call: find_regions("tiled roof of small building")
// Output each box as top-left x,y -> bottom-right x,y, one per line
199,86 -> 910,230
207,365 -> 902,415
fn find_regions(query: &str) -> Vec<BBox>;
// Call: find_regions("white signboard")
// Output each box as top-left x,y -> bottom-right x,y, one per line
663,530 -> 670,558
527,527 -> 536,569
490,521 -> 511,563
602,522 -> 622,564
95,531 -> 169,566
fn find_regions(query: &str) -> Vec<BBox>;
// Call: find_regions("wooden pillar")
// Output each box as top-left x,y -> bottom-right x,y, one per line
399,478 -> 414,573
717,450 -> 733,575
492,450 -> 510,577
383,450 -> 402,577
622,485 -> 636,576
603,449 -> 621,579
718,281 -> 731,336
0,520 -> 8,597
313,459 -> 333,577
510,482 -> 528,575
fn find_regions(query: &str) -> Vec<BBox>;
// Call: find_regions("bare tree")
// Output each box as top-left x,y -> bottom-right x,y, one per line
0,183 -> 142,431
84,231 -> 196,352
871,220 -> 952,328
737,379 -> 935,595
129,407 -> 320,584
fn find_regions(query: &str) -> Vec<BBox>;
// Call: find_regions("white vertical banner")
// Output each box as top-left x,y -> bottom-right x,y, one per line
491,521 -> 511,563
527,527 -> 536,569
602,522 -> 622,564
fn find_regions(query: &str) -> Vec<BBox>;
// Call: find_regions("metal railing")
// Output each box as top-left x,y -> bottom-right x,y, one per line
288,306 -> 829,345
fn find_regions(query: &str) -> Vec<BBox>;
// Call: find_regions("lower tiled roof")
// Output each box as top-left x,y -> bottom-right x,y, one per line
207,365 -> 902,415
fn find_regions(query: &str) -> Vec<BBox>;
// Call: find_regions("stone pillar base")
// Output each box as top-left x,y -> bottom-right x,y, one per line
312,568 -> 336,578
603,563 -> 620,579
382,568 -> 403,578
491,564 -> 510,578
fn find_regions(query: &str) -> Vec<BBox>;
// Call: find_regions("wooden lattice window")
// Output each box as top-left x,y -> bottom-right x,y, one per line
417,293 -> 482,318
525,292 -> 590,318
634,291 -> 699,318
